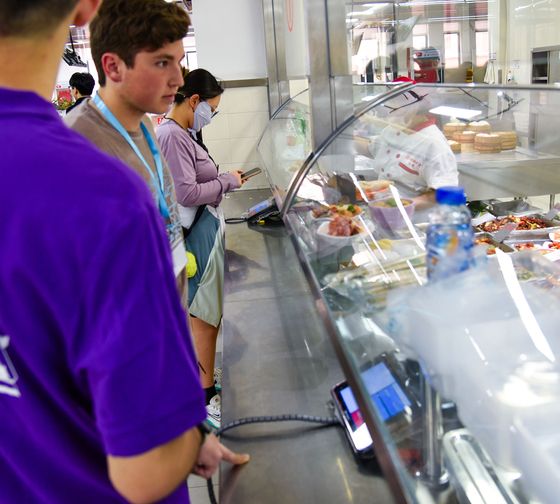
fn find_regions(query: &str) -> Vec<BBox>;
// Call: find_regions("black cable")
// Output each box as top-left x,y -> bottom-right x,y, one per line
216,413 -> 340,436
203,414 -> 341,504
207,477 -> 218,504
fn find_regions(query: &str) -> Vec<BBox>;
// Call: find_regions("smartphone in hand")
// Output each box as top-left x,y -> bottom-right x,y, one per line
240,167 -> 262,181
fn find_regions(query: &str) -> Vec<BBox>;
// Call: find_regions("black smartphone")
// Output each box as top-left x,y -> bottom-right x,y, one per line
241,167 -> 262,181
331,354 -> 417,458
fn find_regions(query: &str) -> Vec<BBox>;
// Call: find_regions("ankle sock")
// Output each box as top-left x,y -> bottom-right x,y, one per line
204,385 -> 217,405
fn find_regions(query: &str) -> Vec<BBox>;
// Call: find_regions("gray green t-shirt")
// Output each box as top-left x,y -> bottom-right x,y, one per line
65,99 -> 188,307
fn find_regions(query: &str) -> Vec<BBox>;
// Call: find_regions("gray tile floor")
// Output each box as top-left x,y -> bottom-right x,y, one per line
189,327 -> 223,504
188,474 -> 218,504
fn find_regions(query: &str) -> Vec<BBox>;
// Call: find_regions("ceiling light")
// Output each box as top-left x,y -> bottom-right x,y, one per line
429,105 -> 482,120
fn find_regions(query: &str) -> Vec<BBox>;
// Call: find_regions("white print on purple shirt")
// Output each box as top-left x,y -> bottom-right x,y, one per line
0,335 -> 20,398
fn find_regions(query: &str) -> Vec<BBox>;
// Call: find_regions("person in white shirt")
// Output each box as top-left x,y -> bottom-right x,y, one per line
368,85 -> 458,209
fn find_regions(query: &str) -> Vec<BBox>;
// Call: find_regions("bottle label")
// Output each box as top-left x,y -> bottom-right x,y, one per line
427,223 -> 474,281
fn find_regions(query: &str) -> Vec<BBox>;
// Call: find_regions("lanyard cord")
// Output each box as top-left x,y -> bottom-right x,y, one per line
93,94 -> 170,220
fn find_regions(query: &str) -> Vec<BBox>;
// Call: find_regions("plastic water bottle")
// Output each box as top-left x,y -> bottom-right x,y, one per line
426,186 -> 474,281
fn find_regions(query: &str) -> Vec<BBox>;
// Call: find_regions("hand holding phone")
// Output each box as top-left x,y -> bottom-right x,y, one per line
240,167 -> 262,181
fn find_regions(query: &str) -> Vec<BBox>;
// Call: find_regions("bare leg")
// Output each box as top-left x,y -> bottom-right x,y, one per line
190,315 -> 219,389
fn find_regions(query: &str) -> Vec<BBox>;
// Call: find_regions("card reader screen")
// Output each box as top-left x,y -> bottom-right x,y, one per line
340,362 -> 411,430
247,198 -> 272,217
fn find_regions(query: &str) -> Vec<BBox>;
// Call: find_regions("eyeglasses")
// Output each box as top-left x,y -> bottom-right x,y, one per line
177,93 -> 220,117
206,102 -> 219,118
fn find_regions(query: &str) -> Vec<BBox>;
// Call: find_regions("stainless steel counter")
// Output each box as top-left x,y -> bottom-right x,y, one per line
219,189 -> 394,504
457,148 -> 560,200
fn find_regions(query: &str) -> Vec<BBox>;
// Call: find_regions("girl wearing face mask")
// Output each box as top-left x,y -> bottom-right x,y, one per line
157,68 -> 243,428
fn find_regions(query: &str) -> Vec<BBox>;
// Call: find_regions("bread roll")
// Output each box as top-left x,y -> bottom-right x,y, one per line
461,142 -> 475,153
495,131 -> 518,150
443,122 -> 466,139
448,140 -> 461,153
454,130 -> 477,143
474,133 -> 501,153
468,120 -> 492,133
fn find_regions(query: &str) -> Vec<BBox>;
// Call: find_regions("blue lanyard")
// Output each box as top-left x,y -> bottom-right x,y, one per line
93,94 -> 170,220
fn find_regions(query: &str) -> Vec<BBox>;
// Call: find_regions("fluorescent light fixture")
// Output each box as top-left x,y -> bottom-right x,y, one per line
429,105 -> 482,120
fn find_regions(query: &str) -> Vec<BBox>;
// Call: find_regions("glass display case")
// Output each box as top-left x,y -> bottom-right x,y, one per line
258,83 -> 409,209
257,83 -> 560,504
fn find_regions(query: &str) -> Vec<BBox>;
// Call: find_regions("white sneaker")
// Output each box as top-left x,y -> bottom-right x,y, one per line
214,368 -> 222,391
205,394 -> 221,430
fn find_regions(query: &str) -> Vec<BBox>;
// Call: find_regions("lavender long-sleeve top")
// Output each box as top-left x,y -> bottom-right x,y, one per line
157,119 -> 240,208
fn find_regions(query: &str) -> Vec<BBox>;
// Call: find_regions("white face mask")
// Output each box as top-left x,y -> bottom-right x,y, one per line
192,101 -> 213,132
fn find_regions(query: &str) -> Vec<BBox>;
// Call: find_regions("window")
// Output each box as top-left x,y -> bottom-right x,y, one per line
444,22 -> 460,69
444,33 -> 460,69
412,24 -> 428,50
186,51 -> 198,70
475,31 -> 489,67
413,35 -> 427,50
475,20 -> 489,67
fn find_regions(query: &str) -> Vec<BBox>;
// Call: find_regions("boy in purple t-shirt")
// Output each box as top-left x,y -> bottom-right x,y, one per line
0,1 -> 249,503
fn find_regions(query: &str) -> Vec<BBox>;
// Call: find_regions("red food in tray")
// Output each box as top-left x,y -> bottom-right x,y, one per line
514,242 -> 538,250
478,215 -> 550,233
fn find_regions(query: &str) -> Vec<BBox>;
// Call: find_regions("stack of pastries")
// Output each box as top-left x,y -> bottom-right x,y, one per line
443,119 -> 518,155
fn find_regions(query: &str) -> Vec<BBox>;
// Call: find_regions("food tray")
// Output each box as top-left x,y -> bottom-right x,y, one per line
475,214 -> 560,238
322,259 -> 426,312
504,239 -> 560,262
503,238 -> 547,250
474,233 -> 514,255
488,199 -> 543,218
443,428 -> 520,504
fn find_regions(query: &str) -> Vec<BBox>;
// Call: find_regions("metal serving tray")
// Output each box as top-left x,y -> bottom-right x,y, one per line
475,214 -> 560,238
443,429 -> 520,504
488,199 -> 543,218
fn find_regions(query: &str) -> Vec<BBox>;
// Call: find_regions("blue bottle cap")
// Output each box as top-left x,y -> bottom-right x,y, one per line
435,186 -> 466,205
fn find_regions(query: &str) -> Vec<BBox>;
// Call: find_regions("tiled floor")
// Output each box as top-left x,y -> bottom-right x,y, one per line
189,328 -> 223,504
188,474 -> 219,504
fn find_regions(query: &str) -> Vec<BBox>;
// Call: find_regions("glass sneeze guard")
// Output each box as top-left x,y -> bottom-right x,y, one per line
278,83 -> 560,504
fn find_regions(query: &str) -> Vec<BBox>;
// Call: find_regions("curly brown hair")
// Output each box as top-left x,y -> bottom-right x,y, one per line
0,0 -> 79,37
90,0 -> 190,86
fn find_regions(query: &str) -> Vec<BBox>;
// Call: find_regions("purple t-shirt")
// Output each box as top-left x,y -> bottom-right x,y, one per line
0,88 -> 206,503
